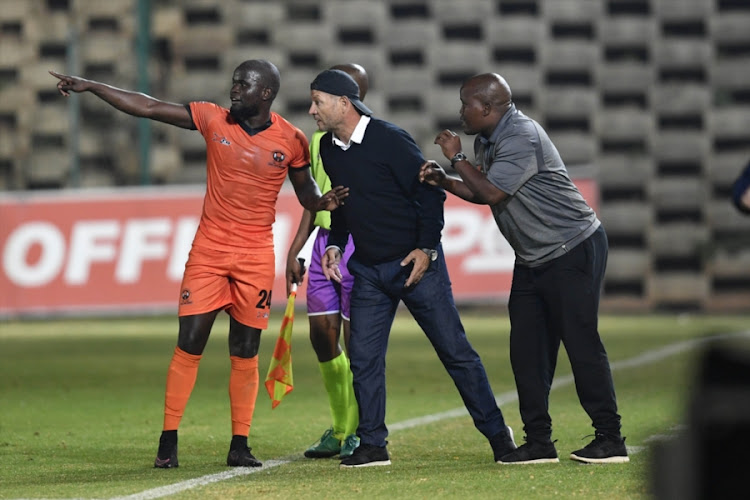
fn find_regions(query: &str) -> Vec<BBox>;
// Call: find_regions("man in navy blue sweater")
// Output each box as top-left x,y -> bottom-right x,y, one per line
733,159 -> 750,215
308,69 -> 516,468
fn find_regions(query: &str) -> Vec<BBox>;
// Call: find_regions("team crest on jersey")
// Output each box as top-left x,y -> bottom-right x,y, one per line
269,150 -> 286,168
212,133 -> 231,146
180,289 -> 192,305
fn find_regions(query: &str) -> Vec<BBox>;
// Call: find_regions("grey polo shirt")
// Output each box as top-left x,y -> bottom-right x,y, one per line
474,104 -> 600,267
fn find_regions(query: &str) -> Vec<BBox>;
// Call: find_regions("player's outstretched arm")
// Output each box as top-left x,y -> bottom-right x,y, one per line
49,70 -> 194,129
288,167 -> 349,212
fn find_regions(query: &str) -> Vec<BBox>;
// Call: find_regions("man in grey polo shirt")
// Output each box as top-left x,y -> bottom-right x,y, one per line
420,73 -> 628,465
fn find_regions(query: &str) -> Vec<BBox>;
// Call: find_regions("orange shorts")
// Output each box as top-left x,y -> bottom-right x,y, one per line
178,245 -> 275,330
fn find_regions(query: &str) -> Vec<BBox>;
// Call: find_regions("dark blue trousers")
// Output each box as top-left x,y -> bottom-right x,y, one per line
508,226 -> 621,442
347,246 -> 508,447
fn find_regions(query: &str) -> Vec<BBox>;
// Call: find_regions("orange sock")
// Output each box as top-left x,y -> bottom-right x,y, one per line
163,347 -> 202,431
229,355 -> 259,437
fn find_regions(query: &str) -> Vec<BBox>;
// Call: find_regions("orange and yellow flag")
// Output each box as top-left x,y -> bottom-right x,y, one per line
265,283 -> 296,409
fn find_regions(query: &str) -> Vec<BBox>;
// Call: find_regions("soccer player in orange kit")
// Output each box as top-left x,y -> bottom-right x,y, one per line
51,59 -> 348,469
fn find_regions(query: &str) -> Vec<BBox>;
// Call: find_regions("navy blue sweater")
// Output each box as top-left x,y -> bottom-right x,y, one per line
320,118 -> 446,265
733,159 -> 750,214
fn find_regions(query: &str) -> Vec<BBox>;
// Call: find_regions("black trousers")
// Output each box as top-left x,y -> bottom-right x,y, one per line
508,226 -> 621,442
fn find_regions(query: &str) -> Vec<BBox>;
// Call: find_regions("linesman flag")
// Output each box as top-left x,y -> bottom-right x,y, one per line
265,282 -> 297,409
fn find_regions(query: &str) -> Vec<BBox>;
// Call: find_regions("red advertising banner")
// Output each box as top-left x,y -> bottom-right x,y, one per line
0,180 -> 597,318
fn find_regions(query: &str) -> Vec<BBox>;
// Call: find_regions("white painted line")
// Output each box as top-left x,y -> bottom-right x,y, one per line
109,460 -> 290,500
13,330 -> 750,500
393,331 -> 750,432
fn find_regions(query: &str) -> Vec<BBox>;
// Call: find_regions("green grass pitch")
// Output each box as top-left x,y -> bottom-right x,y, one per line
1,310 -> 748,499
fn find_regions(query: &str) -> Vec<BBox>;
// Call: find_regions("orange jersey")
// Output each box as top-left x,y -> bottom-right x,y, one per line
188,102 -> 310,251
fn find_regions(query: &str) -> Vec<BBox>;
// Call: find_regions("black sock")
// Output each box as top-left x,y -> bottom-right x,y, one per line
160,430 -> 177,444
230,435 -> 248,450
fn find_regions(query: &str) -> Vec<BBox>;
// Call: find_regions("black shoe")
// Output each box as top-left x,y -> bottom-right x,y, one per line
570,433 -> 629,464
490,426 -> 517,461
497,438 -> 559,464
227,446 -> 263,467
340,443 -> 391,468
154,431 -> 178,468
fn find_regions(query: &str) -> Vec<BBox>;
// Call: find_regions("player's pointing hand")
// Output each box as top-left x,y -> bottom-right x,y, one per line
49,70 -> 91,97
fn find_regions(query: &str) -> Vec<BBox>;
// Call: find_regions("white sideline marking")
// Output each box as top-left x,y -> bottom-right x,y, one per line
14,330 -> 750,500
109,460 -> 289,500
392,331 -> 750,432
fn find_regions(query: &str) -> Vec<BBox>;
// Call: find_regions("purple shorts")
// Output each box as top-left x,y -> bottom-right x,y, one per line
306,228 -> 355,319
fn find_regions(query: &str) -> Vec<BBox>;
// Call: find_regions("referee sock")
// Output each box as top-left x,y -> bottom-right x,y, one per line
163,347 -> 202,431
229,355 -> 259,437
320,352 -> 358,438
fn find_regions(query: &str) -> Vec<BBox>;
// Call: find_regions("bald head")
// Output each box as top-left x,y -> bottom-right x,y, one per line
458,73 -> 513,136
237,59 -> 281,100
462,73 -> 512,111
330,63 -> 369,101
